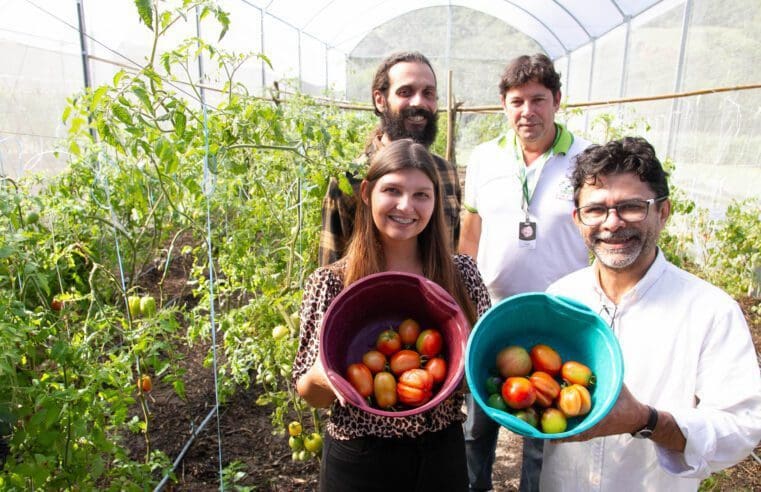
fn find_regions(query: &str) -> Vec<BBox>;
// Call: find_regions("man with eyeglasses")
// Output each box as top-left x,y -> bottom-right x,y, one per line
542,136 -> 761,491
459,53 -> 590,492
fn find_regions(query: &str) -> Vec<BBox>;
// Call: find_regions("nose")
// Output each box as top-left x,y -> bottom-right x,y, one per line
396,193 -> 413,212
601,207 -> 626,230
409,91 -> 424,107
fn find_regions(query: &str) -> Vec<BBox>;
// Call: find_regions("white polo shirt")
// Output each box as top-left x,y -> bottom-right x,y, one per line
463,125 -> 590,302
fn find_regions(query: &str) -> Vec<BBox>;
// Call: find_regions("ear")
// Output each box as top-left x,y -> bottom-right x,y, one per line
360,180 -> 371,205
658,198 -> 671,226
499,94 -> 507,111
373,90 -> 386,113
553,90 -> 562,110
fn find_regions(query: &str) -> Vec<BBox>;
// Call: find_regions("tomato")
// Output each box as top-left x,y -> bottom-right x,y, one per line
272,325 -> 289,340
389,349 -> 421,376
487,393 -> 508,411
415,329 -> 443,357
50,299 -> 63,312
514,407 -> 539,428
140,295 -> 157,317
288,435 -> 304,451
495,345 -> 532,378
397,318 -> 421,346
557,384 -> 592,417
376,329 -> 402,356
424,357 -> 447,384
528,371 -> 561,408
396,368 -> 434,407
485,375 -> 503,395
530,344 -> 562,376
501,376 -> 536,409
138,375 -> 152,393
373,371 -> 397,409
287,421 -> 303,437
362,350 -> 387,374
303,432 -> 323,453
540,408 -> 567,434
128,295 -> 141,319
561,361 -> 595,387
346,363 -> 374,397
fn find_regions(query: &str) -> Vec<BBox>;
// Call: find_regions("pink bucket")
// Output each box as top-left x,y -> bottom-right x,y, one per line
319,271 -> 471,417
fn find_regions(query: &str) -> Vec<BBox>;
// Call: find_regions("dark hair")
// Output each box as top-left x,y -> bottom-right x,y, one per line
571,136 -> 670,205
344,139 -> 477,325
499,53 -> 561,98
371,51 -> 436,117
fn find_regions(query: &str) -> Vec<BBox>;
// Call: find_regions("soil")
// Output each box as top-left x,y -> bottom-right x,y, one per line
123,285 -> 761,491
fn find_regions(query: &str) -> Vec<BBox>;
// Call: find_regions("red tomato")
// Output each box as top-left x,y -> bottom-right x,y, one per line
530,344 -> 562,376
528,371 -> 561,408
50,299 -> 63,312
561,361 -> 595,387
376,329 -> 402,356
396,368 -> 434,407
501,376 -> 536,410
557,384 -> 592,417
373,371 -> 397,409
495,345 -> 532,378
424,357 -> 447,384
540,408 -> 567,434
389,349 -> 421,376
138,374 -> 152,393
415,329 -> 443,357
397,318 -> 421,346
362,350 -> 387,374
346,363 -> 373,398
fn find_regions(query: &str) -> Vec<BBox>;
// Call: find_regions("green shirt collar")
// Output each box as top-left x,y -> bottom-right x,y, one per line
498,123 -> 574,156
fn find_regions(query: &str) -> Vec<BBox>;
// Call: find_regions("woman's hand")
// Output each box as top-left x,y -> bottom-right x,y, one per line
296,356 -> 346,408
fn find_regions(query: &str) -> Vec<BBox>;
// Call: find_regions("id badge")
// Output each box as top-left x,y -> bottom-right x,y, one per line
518,221 -> 536,249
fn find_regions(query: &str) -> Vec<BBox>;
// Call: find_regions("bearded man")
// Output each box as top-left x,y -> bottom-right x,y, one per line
318,51 -> 461,265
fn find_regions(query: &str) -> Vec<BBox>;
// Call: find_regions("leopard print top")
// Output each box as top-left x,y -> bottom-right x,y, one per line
292,254 -> 491,440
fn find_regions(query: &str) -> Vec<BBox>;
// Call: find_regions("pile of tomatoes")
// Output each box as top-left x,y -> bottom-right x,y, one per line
485,343 -> 595,434
286,420 -> 323,461
345,318 -> 447,410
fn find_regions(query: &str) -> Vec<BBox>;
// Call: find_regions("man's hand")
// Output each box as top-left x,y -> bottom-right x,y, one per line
558,384 -> 648,442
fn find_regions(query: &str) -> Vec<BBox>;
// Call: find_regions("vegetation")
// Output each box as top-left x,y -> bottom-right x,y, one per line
0,1 -> 758,489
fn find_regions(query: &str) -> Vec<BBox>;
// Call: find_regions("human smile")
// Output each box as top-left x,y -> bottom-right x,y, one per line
389,215 -> 416,225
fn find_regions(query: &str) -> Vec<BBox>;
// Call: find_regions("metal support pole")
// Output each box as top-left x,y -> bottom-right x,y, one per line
618,18 -> 632,118
666,0 -> 693,158
76,0 -> 96,140
584,41 -> 596,133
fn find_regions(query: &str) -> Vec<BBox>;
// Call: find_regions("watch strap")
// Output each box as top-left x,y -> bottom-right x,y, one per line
631,405 -> 658,439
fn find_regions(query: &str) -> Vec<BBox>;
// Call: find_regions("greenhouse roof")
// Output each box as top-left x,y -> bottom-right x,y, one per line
246,0 -> 665,58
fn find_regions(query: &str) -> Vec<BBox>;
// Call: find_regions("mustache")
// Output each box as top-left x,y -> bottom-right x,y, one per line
401,107 -> 435,119
593,229 -> 639,241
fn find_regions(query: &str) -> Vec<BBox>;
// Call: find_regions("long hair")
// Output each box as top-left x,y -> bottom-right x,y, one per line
343,139 -> 477,325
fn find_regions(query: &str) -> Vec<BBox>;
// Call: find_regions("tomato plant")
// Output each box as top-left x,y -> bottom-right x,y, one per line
415,329 -> 443,357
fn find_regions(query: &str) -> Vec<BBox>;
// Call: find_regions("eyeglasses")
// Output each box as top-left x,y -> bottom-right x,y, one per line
576,196 -> 668,226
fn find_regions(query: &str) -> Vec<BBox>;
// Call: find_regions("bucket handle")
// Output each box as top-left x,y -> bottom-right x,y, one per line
417,276 -> 459,315
550,294 -> 597,318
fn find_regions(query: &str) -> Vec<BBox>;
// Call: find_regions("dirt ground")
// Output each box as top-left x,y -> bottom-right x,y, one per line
122,297 -> 761,491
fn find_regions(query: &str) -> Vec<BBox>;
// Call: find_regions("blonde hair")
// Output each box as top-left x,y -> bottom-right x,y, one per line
343,139 -> 476,325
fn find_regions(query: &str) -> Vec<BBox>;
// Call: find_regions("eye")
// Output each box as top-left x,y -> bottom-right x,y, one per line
397,88 -> 411,97
382,186 -> 400,195
415,191 -> 431,199
424,89 -> 436,99
582,205 -> 607,216
618,202 -> 646,214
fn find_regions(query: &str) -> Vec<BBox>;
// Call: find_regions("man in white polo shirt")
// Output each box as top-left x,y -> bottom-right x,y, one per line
459,53 -> 590,492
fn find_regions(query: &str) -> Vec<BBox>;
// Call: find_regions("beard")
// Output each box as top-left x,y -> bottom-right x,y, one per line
380,107 -> 438,147
588,227 -> 658,270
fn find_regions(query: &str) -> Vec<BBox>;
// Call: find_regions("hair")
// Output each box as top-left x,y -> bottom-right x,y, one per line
370,51 -> 436,117
570,136 -> 670,206
498,53 -> 561,98
343,139 -> 477,325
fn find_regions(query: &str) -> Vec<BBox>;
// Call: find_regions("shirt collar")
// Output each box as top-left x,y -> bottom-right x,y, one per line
593,248 -> 668,305
498,123 -> 574,156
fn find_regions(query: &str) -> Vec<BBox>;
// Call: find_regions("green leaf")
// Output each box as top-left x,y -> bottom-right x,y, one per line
132,86 -> 153,113
90,86 -> 109,112
337,174 -> 355,196
173,111 -> 186,137
112,104 -> 133,126
215,8 -> 230,41
134,0 -> 153,30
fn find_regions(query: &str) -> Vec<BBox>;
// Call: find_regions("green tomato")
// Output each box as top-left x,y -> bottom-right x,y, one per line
487,393 -> 508,411
303,432 -> 323,453
296,450 -> 308,461
140,295 -> 156,317
128,296 -> 141,319
485,375 -> 503,395
288,436 -> 304,451
24,211 -> 39,225
287,421 -> 302,437
272,325 -> 289,340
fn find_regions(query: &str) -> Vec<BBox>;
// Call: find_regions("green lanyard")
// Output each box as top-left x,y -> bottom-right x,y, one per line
514,135 -> 554,221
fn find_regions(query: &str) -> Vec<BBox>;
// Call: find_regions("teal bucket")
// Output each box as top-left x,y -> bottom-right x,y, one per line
465,292 -> 624,439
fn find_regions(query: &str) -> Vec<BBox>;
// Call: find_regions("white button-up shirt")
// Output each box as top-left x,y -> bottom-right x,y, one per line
542,250 -> 761,492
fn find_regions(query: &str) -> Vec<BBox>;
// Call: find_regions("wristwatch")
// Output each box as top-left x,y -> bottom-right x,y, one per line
631,405 -> 658,439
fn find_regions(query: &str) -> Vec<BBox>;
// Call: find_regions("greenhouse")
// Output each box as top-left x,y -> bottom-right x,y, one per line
1,0 -> 759,490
